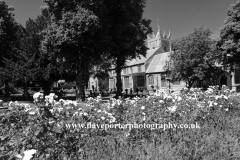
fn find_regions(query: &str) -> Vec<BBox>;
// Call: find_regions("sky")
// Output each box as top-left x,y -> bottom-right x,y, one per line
4,0 -> 239,39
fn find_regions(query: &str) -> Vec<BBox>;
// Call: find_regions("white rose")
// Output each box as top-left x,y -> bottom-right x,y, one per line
168,106 -> 177,113
23,149 -> 37,160
0,100 -> 3,107
177,97 -> 182,101
141,106 -> 145,110
159,100 -> 164,103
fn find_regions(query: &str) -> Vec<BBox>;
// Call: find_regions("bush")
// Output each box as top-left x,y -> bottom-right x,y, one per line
1,86 -> 240,159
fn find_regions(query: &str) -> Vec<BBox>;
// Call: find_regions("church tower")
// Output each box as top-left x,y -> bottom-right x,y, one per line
146,20 -> 171,52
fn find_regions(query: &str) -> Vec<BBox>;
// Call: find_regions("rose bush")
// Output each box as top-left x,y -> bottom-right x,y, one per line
0,86 -> 240,159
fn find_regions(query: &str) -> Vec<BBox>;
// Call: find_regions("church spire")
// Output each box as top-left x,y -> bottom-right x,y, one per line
155,19 -> 161,38
157,19 -> 160,32
167,30 -> 171,39
163,30 -> 166,38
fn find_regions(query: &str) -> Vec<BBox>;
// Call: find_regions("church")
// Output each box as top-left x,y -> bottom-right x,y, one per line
89,25 -> 240,93
108,25 -> 186,92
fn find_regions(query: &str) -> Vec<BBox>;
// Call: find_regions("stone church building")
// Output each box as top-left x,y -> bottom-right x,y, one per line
108,25 -> 186,92
88,25 -> 240,93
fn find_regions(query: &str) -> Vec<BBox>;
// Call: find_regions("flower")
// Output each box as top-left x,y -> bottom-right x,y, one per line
28,111 -> 36,115
0,99 -> 3,107
208,101 -> 213,107
8,101 -> 14,107
168,106 -> 177,113
223,95 -> 228,100
33,92 -> 41,100
143,115 -> 146,121
23,149 -> 37,160
159,100 -> 164,103
177,97 -> 182,101
15,154 -> 23,159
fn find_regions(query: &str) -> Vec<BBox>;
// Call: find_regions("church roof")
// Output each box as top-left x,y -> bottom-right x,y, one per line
146,52 -> 170,73
126,47 -> 160,66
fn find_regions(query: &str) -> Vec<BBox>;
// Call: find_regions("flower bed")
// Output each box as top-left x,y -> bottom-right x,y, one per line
1,86 -> 240,159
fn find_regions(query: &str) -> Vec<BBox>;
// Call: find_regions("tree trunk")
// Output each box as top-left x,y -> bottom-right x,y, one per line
82,73 -> 86,101
116,63 -> 122,98
187,80 -> 194,89
4,80 -> 10,97
43,80 -> 51,96
76,68 -> 84,102
23,80 -> 29,100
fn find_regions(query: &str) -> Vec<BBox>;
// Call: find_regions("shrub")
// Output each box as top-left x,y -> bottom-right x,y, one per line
0,87 -> 240,159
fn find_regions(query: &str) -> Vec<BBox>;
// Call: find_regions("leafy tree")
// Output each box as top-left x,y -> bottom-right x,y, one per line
0,0 -> 19,63
0,1 -> 20,96
217,0 -> 240,67
170,27 -> 223,88
94,0 -> 152,97
42,0 -> 151,99
41,2 -> 104,101
0,22 -> 43,99
18,7 -> 60,96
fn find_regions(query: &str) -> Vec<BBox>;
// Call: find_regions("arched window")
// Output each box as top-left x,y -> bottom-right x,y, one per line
164,46 -> 167,52
148,75 -> 154,85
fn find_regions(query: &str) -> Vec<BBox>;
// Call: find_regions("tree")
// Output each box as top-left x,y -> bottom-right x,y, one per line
217,0 -> 240,67
93,0 -> 152,97
19,7 -> 59,96
41,2 -> 103,101
0,1 -> 20,96
170,27 -> 223,88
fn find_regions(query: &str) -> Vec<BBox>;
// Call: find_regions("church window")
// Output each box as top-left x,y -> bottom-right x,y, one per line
164,46 -> 167,52
148,75 -> 154,85
137,76 -> 144,87
124,77 -> 130,88
235,68 -> 240,84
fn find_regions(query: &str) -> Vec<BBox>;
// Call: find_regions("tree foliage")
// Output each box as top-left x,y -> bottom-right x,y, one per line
170,27 -> 223,88
0,0 -> 19,67
217,0 -> 240,67
0,25 -> 39,82
94,0 -> 152,96
41,1 -> 105,101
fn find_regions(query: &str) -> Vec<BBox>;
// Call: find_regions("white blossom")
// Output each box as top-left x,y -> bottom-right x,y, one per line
23,149 -> 37,160
168,106 -> 177,113
159,100 -> 164,103
177,97 -> 182,101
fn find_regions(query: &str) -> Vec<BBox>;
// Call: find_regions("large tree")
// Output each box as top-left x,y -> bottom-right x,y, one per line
42,0 -> 151,99
170,27 -> 223,88
41,1 -> 104,101
0,24 -> 40,99
0,0 -> 19,95
94,0 -> 152,97
217,0 -> 240,67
